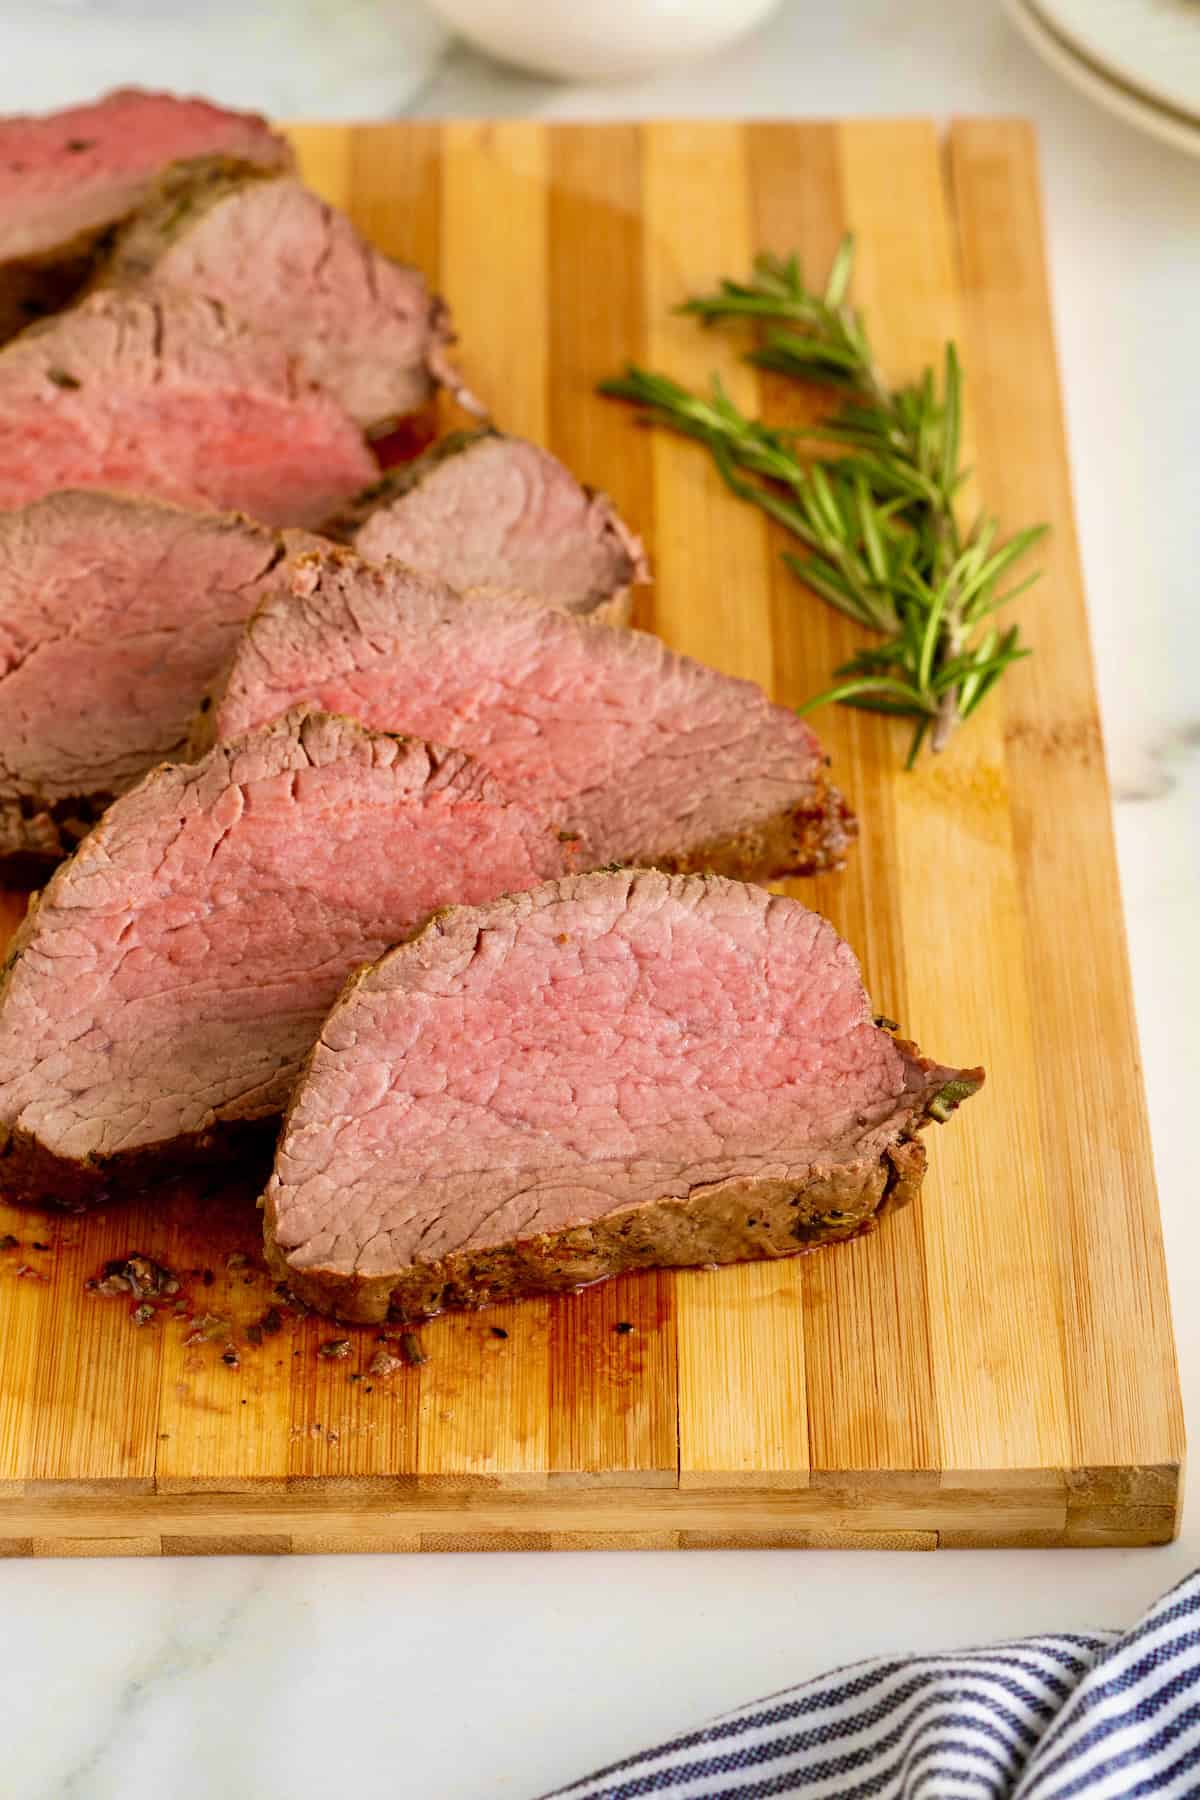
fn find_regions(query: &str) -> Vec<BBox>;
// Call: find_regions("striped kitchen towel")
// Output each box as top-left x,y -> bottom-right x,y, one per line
542,1569 -> 1200,1799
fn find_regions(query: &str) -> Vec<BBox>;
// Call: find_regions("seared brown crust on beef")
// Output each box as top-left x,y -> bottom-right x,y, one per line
266,1133 -> 933,1324
0,1098 -> 276,1213
0,799 -> 80,872
655,782 -> 857,882
92,154 -> 278,273
91,155 -> 457,431
0,230 -> 99,344
265,870 -> 982,1323
326,428 -> 648,622
460,582 -> 632,629
0,88 -> 292,341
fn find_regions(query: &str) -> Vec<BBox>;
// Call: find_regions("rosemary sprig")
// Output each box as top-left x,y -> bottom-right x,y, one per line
600,241 -> 1045,765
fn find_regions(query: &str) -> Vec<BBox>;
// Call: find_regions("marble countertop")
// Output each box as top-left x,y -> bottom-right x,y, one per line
1,4 -> 1198,1797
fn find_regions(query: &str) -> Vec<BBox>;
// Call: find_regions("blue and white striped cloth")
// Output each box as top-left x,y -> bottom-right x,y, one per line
543,1570 -> 1200,1799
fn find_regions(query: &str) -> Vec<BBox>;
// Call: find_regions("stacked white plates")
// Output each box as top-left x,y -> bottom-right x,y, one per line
1007,0 -> 1200,156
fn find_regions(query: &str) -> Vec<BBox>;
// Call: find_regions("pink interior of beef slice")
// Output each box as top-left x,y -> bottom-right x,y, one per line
267,869 -> 980,1307
204,549 -> 849,877
347,430 -> 648,616
0,491 -> 304,862
0,289 -> 376,525
0,708 -> 566,1202
100,160 -> 453,431
0,88 -> 292,264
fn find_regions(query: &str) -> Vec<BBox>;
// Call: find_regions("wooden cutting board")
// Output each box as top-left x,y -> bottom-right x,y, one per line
0,119 -> 1182,1556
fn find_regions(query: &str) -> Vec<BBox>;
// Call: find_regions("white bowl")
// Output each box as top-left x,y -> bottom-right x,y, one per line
425,0 -> 784,83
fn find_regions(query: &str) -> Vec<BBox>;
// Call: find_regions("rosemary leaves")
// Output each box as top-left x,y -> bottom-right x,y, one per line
601,239 -> 1045,766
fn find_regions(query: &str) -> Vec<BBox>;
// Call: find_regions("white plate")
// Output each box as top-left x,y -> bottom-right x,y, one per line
1007,0 -> 1200,158
1034,0 -> 1200,124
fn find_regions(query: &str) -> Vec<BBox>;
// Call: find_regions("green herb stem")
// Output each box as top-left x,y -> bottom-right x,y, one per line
600,239 -> 1045,764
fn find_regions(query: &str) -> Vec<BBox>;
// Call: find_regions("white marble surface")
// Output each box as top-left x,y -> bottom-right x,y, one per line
0,4 -> 1198,1797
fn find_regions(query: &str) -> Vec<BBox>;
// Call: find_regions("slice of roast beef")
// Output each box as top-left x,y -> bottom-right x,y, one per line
197,548 -> 854,881
265,869 -> 983,1322
330,429 -> 647,624
0,288 -> 377,525
0,88 -> 292,341
0,491 -> 319,870
92,156 -> 458,433
0,708 -> 567,1207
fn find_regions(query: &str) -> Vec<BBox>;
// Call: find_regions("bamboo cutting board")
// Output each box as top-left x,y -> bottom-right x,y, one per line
0,119 -> 1183,1556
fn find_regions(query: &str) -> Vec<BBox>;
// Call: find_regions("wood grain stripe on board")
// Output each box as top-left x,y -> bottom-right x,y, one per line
640,122 -> 776,689
548,124 -> 655,629
0,903 -> 41,1495
640,121 -> 809,1488
416,1303 -> 552,1490
285,1304 -> 421,1486
835,119 -> 1071,1477
674,1261 -> 809,1489
544,126 -> 676,1484
155,1186 -> 296,1491
25,1196 -> 164,1491
548,1273 -> 678,1488
439,120 -> 549,443
745,121 -> 939,1479
288,125 -> 353,211
946,120 -> 1184,1484
0,1201 -> 57,1498
345,122 -> 442,275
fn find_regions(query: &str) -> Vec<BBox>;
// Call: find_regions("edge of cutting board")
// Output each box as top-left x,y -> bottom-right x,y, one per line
0,1461 -> 1182,1555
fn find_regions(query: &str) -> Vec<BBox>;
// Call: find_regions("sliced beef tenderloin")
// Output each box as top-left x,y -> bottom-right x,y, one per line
0,288 -> 376,525
0,491 -> 320,870
0,88 -> 291,341
331,429 -> 647,624
265,869 -> 982,1323
0,708 -> 566,1207
92,156 -> 458,433
197,548 -> 853,881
